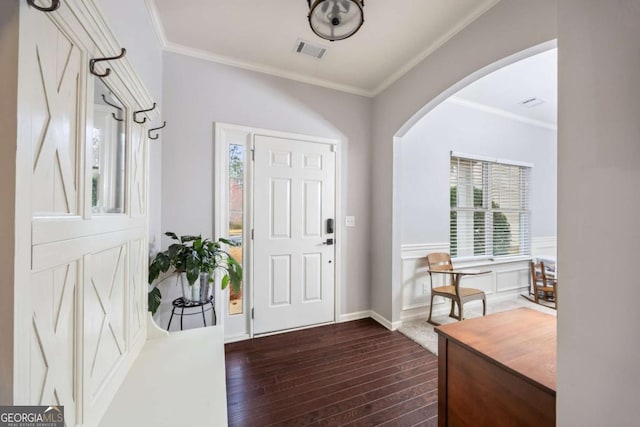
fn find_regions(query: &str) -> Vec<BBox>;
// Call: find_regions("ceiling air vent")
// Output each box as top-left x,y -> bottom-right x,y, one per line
519,97 -> 546,108
294,39 -> 327,60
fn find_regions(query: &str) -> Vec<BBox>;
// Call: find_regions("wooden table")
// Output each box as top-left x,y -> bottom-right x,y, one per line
435,308 -> 556,427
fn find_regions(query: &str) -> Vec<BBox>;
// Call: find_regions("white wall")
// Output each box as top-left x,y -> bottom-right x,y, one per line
157,52 -> 372,328
370,0 -> 558,325
97,0 -> 164,252
558,0 -> 640,424
0,0 -> 19,404
400,99 -> 557,245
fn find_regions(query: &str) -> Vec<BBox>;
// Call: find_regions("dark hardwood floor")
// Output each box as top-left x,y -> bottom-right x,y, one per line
225,318 -> 438,426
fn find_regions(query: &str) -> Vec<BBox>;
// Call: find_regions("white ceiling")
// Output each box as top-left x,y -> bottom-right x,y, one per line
453,48 -> 558,127
148,0 -> 500,97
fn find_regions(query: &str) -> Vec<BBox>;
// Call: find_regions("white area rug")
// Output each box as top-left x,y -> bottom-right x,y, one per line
397,296 -> 557,356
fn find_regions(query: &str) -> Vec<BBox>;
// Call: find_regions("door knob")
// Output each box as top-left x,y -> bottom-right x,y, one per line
322,238 -> 334,245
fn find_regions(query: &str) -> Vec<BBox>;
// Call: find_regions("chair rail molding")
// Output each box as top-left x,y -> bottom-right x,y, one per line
401,242 -> 449,260
532,236 -> 557,256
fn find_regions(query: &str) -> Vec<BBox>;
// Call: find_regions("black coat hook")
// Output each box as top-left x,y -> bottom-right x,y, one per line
90,48 -> 127,78
133,103 -> 157,124
27,0 -> 61,12
148,121 -> 166,140
100,94 -> 124,122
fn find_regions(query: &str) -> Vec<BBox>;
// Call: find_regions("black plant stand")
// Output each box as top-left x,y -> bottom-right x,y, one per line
167,295 -> 216,331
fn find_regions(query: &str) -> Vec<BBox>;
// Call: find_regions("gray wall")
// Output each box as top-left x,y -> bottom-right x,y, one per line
371,0 -> 558,323
97,0 -> 164,251
400,100 -> 557,245
160,52 -> 372,319
0,0 -> 19,405
558,0 -> 640,424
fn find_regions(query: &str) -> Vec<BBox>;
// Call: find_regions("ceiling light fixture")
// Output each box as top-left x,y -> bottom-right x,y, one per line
307,0 -> 365,42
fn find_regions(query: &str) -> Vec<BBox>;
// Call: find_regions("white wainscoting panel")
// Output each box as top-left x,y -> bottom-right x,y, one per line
400,243 -> 448,314
496,268 -> 531,293
84,245 -> 128,405
129,239 -> 146,346
400,240 -> 556,321
29,8 -> 82,217
129,125 -> 148,218
30,261 -> 79,427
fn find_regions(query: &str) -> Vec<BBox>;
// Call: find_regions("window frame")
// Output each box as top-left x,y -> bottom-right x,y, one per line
449,152 -> 532,261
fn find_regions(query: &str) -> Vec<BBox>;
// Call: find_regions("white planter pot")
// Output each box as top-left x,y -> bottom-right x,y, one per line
177,272 -> 212,303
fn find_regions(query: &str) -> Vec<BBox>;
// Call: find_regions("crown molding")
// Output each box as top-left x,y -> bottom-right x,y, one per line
145,0 -> 374,96
163,42 -> 375,97
69,0 -> 158,118
448,96 -> 557,130
370,0 -> 502,96
144,0 -> 168,48
144,0 -> 501,99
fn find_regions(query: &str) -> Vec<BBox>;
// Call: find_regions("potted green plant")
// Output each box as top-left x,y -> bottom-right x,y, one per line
148,232 -> 242,314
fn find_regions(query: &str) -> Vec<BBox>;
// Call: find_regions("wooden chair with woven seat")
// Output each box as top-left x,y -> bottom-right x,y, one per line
426,252 -> 487,326
530,260 -> 558,308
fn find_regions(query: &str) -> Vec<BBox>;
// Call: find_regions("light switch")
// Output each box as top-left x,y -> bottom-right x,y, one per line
345,216 -> 355,227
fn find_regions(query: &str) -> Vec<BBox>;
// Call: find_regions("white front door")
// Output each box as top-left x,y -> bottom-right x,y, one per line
253,135 -> 336,334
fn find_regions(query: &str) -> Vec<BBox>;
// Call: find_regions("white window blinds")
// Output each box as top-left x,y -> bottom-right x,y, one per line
450,154 -> 531,259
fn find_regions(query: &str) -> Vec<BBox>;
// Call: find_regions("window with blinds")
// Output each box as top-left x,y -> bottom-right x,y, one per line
450,154 -> 531,259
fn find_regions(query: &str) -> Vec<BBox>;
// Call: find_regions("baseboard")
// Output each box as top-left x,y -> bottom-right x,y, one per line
338,310 -> 372,323
400,305 -> 431,323
487,288 -> 529,303
369,310 -> 402,331
222,310 -> 406,340
340,310 -> 404,331
400,301 -> 458,323
399,289 -> 529,324
224,333 -> 251,344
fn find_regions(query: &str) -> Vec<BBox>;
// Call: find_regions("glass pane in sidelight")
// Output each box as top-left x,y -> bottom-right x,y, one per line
228,144 -> 244,315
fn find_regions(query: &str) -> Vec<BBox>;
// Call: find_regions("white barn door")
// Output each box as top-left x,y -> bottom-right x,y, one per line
16,3 -> 151,425
253,135 -> 335,335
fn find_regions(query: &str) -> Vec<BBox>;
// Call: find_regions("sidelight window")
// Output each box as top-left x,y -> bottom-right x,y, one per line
228,144 -> 244,315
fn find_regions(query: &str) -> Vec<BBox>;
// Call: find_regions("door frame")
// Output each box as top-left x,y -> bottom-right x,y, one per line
213,122 -> 342,342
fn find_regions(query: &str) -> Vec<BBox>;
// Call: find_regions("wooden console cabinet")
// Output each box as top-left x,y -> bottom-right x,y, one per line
435,308 -> 556,427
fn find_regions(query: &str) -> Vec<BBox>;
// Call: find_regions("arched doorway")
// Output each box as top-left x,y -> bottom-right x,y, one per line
389,40 -> 557,325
